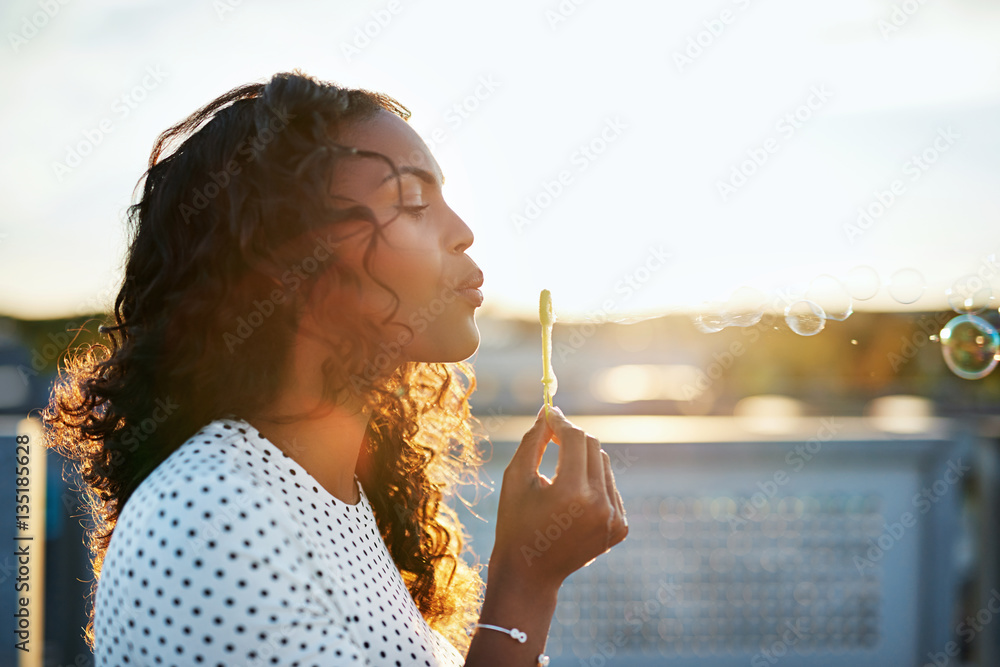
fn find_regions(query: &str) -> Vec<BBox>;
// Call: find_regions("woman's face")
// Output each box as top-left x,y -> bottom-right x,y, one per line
325,109 -> 483,365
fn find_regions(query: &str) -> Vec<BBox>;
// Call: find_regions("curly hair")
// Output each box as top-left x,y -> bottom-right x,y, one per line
42,70 -> 488,654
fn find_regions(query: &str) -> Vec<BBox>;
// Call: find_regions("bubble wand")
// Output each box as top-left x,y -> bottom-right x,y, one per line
539,289 -> 557,416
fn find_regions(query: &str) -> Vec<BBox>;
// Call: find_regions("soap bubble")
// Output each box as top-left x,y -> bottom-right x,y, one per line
805,275 -> 853,321
724,287 -> 767,327
844,265 -> 880,301
888,269 -> 926,305
940,314 -> 1000,380
946,274 -> 993,314
785,300 -> 825,336
692,302 -> 727,333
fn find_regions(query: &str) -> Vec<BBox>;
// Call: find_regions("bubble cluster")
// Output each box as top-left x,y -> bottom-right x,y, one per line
686,269 -> 1000,375
691,277 -> 853,337
940,314 -> 1000,380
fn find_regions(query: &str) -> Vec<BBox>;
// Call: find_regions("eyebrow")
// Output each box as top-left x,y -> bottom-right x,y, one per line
379,165 -> 445,187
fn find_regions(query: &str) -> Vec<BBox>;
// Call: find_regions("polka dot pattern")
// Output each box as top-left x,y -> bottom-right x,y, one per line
93,417 -> 464,666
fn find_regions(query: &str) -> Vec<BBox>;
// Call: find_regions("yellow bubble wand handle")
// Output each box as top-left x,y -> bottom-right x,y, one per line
539,289 -> 558,416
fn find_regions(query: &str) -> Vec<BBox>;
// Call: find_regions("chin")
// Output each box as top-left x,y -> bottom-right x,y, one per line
419,323 -> 481,363
441,332 -> 481,363
455,336 -> 481,362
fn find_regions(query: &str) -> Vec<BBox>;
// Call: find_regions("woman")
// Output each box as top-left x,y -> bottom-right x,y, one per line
45,70 -> 629,666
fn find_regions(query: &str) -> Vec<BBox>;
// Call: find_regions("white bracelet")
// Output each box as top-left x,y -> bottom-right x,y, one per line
474,622 -> 527,643
469,623 -> 550,666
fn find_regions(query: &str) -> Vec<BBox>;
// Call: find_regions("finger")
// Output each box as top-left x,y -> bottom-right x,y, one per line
586,436 -> 606,499
548,406 -> 587,490
507,405 -> 553,478
603,451 -> 628,540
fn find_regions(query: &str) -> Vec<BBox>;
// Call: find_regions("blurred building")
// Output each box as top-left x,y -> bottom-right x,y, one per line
2,312 -> 999,665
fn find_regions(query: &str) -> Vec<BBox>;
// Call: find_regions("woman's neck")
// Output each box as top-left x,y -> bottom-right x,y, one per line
246,311 -> 394,505
244,335 -> 373,504
246,403 -> 370,505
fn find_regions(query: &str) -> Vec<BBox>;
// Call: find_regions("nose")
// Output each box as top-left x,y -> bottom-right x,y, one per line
449,206 -> 475,254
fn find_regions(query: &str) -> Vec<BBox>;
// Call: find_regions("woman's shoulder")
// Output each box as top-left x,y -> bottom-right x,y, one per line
107,418 -> 287,554
99,417 -> 337,606
123,417 -> 273,515
93,417 -> 371,664
111,415 -> 367,559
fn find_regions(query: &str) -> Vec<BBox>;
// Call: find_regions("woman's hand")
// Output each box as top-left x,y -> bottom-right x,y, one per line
489,405 -> 629,591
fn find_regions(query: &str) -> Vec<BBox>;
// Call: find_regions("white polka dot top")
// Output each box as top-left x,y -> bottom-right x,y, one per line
93,417 -> 466,667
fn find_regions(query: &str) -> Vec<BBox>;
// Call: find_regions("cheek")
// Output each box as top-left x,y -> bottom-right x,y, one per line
373,245 -> 445,314
336,236 -> 434,316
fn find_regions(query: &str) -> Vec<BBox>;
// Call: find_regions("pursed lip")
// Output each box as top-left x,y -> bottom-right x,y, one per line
453,270 -> 485,306
453,270 -> 484,291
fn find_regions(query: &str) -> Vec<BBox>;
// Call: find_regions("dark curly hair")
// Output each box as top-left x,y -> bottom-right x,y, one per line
43,70 -> 488,654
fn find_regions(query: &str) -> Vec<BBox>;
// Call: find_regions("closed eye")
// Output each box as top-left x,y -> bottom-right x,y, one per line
398,204 -> 430,219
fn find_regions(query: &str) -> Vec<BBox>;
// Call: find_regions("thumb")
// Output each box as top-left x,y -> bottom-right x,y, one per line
508,405 -> 553,477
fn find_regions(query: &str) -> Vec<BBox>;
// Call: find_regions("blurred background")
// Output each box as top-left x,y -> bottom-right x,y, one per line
1,0 -> 999,665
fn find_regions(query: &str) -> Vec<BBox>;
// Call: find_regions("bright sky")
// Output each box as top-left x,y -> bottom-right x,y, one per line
1,0 -> 998,321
